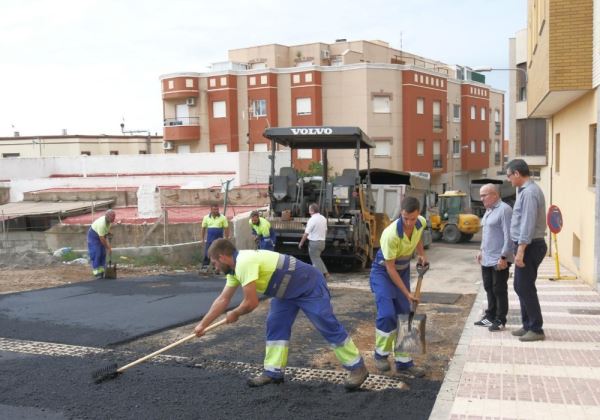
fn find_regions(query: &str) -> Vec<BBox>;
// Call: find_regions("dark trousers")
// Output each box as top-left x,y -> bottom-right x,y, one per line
513,239 -> 547,333
481,265 -> 510,325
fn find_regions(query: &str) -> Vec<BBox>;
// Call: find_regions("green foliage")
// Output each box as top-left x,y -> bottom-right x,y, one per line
61,250 -> 83,262
297,161 -> 331,178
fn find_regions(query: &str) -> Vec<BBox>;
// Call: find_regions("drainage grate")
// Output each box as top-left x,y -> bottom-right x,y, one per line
193,359 -> 409,391
0,338 -> 407,391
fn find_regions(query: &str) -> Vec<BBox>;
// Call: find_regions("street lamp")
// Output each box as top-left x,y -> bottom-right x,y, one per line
473,66 -> 528,83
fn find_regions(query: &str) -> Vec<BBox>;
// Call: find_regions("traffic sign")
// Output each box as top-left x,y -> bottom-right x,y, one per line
546,205 -> 563,234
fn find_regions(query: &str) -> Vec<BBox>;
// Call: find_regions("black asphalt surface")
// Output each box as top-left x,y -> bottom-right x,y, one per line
0,274 -> 241,346
0,352 -> 439,420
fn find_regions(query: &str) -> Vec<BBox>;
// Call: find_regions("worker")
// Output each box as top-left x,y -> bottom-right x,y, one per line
87,209 -> 116,279
200,205 -> 230,272
370,196 -> 428,377
298,203 -> 330,280
249,210 -> 276,251
194,239 -> 369,390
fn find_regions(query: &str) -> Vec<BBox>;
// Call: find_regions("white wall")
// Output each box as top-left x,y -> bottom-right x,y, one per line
1,152 -> 289,202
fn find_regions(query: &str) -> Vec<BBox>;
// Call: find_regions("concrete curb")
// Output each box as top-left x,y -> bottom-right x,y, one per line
428,284 -> 485,420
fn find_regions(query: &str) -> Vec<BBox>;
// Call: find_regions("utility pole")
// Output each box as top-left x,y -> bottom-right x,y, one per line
120,121 -> 151,153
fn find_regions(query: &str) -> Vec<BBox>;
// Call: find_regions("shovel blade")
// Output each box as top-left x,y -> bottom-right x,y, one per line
104,263 -> 117,279
396,313 -> 427,354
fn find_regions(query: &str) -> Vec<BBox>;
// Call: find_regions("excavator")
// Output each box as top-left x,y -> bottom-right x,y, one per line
430,190 -> 480,243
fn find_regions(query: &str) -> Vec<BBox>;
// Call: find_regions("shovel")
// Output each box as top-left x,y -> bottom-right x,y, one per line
104,235 -> 117,279
396,262 -> 429,355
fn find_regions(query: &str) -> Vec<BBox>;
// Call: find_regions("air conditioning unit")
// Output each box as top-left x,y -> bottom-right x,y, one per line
162,141 -> 173,150
186,97 -> 196,106
321,50 -> 330,59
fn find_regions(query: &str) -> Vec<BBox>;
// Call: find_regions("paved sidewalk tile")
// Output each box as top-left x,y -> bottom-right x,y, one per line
430,257 -> 600,420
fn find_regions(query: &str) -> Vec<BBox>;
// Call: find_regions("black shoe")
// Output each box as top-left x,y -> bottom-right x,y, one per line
474,317 -> 493,327
247,374 -> 284,387
488,320 -> 505,332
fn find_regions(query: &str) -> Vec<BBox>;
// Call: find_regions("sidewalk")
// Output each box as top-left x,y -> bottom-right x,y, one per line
430,257 -> 600,420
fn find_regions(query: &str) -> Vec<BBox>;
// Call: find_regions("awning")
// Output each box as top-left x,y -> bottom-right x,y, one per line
0,200 -> 113,221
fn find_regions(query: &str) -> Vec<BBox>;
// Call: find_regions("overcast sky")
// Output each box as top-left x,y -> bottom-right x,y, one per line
0,0 -> 526,137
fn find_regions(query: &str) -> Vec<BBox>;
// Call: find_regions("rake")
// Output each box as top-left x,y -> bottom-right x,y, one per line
92,318 -> 227,383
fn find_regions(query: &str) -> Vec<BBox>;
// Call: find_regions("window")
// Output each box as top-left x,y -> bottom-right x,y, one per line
494,140 -> 501,165
304,73 -> 312,83
292,74 -> 301,84
433,101 -> 442,128
417,98 -> 424,114
220,76 -> 227,86
373,96 -> 391,113
178,144 -> 191,154
139,150 -> 147,154
480,107 -> 486,121
296,97 -> 312,115
453,104 -> 461,122
254,143 -> 268,152
213,101 -> 226,118
590,125 -> 597,186
81,151 -> 91,156
471,105 -> 476,120
260,75 -> 268,85
110,150 -> 119,155
249,76 -> 256,86
2,153 -> 20,158
185,78 -> 194,88
209,78 -> 216,87
453,139 -> 461,157
168,80 -> 174,89
251,99 -> 267,117
417,140 -> 425,156
481,140 -> 486,153
555,133 -> 560,173
374,141 -> 391,157
470,140 -> 476,153
433,140 -> 442,168
214,144 -> 228,153
494,109 -> 500,122
414,73 -> 419,82
297,149 -> 312,159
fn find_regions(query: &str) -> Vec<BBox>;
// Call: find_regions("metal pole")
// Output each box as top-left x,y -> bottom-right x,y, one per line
223,178 -> 234,216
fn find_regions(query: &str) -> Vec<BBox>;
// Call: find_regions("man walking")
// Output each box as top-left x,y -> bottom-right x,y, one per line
298,203 -> 330,280
249,210 -> 276,251
370,196 -> 428,377
194,239 -> 369,390
87,209 -> 116,279
200,205 -> 229,272
475,184 -> 513,331
506,159 -> 548,342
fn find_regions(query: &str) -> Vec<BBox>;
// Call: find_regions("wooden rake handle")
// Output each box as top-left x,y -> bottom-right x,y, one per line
117,318 -> 227,373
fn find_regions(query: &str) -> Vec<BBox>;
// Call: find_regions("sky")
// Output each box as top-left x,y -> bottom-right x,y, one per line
0,0 -> 527,137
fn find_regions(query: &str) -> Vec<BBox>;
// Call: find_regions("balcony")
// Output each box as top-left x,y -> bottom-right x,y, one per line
495,122 -> 501,135
433,115 -> 443,131
433,154 -> 443,169
163,117 -> 200,142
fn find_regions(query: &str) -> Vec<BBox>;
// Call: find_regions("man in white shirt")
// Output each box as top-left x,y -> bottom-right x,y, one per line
298,203 -> 330,280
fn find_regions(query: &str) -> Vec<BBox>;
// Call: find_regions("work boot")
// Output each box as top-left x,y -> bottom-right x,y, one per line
94,273 -> 104,280
344,366 -> 369,390
511,328 -> 527,337
247,374 -> 284,387
198,265 -> 209,275
395,365 -> 426,378
519,331 -> 545,342
374,356 -> 391,372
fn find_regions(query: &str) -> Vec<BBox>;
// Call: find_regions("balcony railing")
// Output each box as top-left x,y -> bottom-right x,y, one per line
494,152 -> 501,165
495,122 -> 501,135
164,117 -> 200,126
433,155 -> 442,168
433,115 -> 442,129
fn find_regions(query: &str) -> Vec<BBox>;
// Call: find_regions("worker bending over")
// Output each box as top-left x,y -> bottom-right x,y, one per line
195,239 -> 369,390
249,210 -> 276,250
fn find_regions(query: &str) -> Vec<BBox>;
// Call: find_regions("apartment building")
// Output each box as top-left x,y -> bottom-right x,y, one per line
524,0 -> 598,287
160,39 -> 505,192
0,134 -> 164,158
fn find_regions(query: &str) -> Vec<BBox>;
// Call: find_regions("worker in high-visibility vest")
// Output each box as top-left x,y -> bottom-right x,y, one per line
195,239 -> 369,390
249,210 -> 276,250
200,205 -> 229,271
370,196 -> 428,378
87,209 -> 116,279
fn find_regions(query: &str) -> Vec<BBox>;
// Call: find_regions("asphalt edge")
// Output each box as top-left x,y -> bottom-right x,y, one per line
428,284 -> 485,420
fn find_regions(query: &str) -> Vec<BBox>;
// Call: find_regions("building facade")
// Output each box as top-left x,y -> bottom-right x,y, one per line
524,0 -> 598,287
160,39 -> 505,192
0,134 -> 164,158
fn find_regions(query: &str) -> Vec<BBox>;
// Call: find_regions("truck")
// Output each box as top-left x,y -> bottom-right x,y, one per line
262,126 -> 390,268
